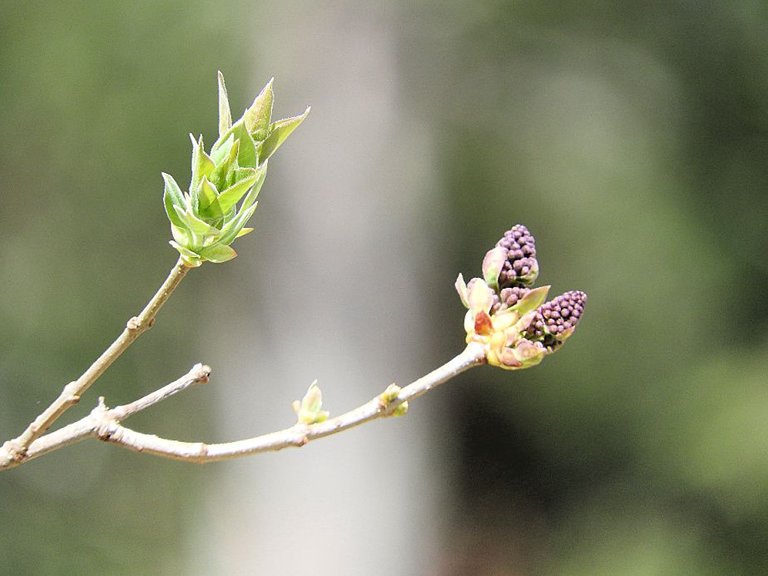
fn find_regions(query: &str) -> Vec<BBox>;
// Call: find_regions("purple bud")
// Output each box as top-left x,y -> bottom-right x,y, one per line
490,286 -> 531,314
496,225 -> 539,288
525,290 -> 587,350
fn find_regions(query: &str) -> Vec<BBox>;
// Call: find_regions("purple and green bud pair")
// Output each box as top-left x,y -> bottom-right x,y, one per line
163,72 -> 309,266
456,225 -> 587,370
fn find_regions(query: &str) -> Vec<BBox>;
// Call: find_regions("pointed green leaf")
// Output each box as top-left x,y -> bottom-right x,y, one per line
258,107 -> 310,163
219,202 -> 258,246
214,119 -> 257,168
198,177 -> 220,215
170,223 -> 190,247
233,122 -> 257,168
513,285 -> 551,316
174,206 -> 220,236
210,133 -> 235,165
233,166 -> 259,181
217,71 -> 232,137
211,137 -> 240,190
164,188 -> 186,229
162,172 -> 186,207
163,173 -> 187,228
216,164 -> 266,215
238,165 -> 267,212
199,243 -> 238,264
244,78 -> 274,140
215,170 -> 258,214
236,227 -> 254,238
191,135 -> 216,189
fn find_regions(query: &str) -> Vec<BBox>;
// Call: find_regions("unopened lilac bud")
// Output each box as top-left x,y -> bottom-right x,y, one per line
491,286 -> 531,314
525,290 -> 587,350
496,225 -> 539,288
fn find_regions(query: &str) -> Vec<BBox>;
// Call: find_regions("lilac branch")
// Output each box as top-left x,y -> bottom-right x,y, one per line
2,343 -> 485,469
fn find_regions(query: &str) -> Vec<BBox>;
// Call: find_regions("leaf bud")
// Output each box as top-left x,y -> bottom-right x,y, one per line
293,381 -> 330,425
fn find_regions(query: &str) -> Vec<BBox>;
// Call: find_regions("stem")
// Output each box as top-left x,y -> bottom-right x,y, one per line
110,363 -> 210,420
7,343 -> 487,468
7,364 -> 212,466
1,258 -> 191,462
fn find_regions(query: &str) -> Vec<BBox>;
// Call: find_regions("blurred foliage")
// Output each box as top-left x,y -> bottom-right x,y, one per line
402,1 -> 768,574
2,0 -> 768,575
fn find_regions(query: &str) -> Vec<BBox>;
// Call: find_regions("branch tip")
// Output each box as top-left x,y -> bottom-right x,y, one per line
191,363 -> 211,384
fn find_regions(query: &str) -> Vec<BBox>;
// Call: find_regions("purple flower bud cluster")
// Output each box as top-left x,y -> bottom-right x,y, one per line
496,225 -> 538,288
491,286 -> 531,314
525,290 -> 587,349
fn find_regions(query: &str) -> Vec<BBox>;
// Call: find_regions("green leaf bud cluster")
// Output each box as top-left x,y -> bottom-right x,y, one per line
456,225 -> 587,370
163,73 -> 309,266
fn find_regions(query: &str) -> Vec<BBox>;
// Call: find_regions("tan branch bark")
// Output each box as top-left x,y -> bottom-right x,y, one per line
1,343 -> 486,470
0,258 -> 191,465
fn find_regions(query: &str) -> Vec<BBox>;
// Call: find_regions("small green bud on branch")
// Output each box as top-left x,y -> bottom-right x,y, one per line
379,384 -> 409,416
293,381 -> 330,425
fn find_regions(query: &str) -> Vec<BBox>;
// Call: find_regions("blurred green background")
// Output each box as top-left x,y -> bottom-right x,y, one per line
2,1 -> 768,574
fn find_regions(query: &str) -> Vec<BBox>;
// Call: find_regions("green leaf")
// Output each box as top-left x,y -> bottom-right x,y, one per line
233,166 -> 258,181
164,189 -> 186,230
198,177 -> 221,217
162,173 -> 187,228
233,165 -> 266,219
218,202 -> 258,246
258,107 -> 310,163
169,240 -> 203,267
199,243 -> 238,264
215,170 -> 258,214
170,223 -> 191,247
236,227 -> 254,238
217,71 -> 232,137
190,134 -> 215,191
211,137 -> 240,190
214,120 -> 257,168
513,285 -> 551,316
244,78 -> 274,140
210,133 -> 235,165
162,172 -> 185,207
233,122 -> 257,168
174,206 -> 220,236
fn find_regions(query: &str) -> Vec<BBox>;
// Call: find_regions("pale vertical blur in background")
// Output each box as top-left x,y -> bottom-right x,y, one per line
2,1 -> 768,575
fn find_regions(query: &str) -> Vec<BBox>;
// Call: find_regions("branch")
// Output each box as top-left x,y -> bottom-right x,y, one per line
0,364 -> 212,469
0,258 -> 191,465
2,343 -> 485,469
